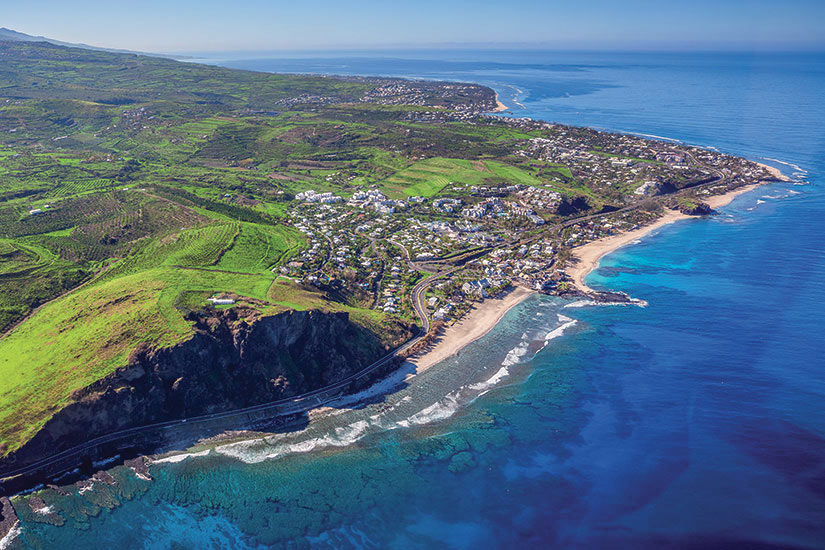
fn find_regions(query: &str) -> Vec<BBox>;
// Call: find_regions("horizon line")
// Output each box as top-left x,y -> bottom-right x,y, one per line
3,27 -> 824,57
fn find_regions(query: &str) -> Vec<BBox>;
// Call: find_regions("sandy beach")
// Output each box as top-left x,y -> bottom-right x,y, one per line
406,285 -> 534,373
568,209 -> 690,292
756,162 -> 789,182
568,180 -> 778,292
492,93 -> 509,112
704,183 -> 762,209
406,173 -> 784,367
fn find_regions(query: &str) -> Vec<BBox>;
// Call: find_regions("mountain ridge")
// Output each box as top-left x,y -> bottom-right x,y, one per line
0,27 -> 181,58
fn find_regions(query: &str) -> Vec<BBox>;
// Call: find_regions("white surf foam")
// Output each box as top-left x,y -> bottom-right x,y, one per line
468,366 -> 511,391
92,455 -> 120,468
503,84 -> 527,108
502,342 -> 530,367
763,157 -> 806,174
0,522 -> 20,550
210,309 -> 580,465
398,392 -> 463,427
627,131 -> 682,143
153,449 -> 211,464
538,315 -> 578,349
564,299 -> 597,308
319,365 -> 412,411
219,432 -> 351,463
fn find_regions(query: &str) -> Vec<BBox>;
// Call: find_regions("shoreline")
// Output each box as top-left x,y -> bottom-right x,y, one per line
568,209 -> 690,293
755,161 -> 789,182
492,92 -> 509,112
568,181 -> 774,293
406,285 -> 534,373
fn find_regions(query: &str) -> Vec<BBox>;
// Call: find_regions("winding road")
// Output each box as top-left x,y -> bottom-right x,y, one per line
1,153 -> 740,484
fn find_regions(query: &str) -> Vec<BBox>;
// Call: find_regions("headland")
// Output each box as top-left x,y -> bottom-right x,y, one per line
567,169 -> 788,293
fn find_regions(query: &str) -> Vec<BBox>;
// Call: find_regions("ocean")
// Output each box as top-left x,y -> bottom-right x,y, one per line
8,51 -> 825,549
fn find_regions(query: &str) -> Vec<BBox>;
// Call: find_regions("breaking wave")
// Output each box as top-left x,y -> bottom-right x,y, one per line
564,299 -> 597,308
210,305 -> 580,465
153,449 -> 211,464
0,522 -> 20,550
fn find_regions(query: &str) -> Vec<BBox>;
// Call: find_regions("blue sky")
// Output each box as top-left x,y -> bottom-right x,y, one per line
4,0 -> 824,52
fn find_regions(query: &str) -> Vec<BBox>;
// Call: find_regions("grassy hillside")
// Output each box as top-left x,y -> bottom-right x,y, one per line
0,38 -> 602,456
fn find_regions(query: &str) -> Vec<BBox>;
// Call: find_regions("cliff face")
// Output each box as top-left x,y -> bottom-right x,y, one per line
3,308 -> 409,469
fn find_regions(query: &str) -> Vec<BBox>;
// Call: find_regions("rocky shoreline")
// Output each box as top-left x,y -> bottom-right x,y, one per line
0,496 -> 19,547
0,307 -> 412,490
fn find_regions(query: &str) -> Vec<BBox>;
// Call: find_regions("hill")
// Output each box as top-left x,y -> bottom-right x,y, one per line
0,39 -> 776,475
0,39 -> 497,463
0,26 -> 163,56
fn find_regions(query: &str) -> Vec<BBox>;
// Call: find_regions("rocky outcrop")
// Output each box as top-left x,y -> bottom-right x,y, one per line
677,200 -> 716,216
0,496 -> 18,545
2,307 -> 412,472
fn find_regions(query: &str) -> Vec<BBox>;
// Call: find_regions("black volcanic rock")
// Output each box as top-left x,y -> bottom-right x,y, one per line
557,195 -> 592,216
0,496 -> 18,542
678,200 -> 716,216
1,308 -> 412,472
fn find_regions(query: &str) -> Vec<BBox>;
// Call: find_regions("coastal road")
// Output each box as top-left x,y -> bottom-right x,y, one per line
0,155 -> 739,484
0,300 -> 433,484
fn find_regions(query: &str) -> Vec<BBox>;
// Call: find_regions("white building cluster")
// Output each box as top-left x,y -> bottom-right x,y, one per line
295,190 -> 343,204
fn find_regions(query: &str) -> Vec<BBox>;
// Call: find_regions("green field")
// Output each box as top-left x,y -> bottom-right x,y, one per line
213,222 -> 304,274
0,38 -> 641,459
0,265 -> 283,454
380,157 -> 545,198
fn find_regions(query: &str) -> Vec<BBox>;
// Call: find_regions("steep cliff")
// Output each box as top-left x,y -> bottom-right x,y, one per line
2,307 -> 412,471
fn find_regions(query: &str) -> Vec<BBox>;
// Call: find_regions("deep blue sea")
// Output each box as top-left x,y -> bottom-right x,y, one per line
9,51 -> 825,549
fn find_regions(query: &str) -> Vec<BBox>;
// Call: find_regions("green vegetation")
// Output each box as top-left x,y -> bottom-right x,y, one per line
380,157 -> 544,198
214,222 -> 304,274
0,41 -> 425,455
0,38 -> 745,458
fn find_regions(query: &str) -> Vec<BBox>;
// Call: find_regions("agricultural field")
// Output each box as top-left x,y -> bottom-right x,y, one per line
213,222 -> 304,274
0,38 -> 737,460
380,157 -> 545,197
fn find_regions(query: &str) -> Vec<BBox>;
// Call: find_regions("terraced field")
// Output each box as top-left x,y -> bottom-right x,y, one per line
0,39 -> 556,459
213,222 -> 305,274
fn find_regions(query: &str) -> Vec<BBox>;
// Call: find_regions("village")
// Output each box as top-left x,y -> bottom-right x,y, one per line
270,113 -> 776,326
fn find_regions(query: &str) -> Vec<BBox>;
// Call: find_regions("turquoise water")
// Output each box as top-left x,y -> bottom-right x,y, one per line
10,52 -> 825,549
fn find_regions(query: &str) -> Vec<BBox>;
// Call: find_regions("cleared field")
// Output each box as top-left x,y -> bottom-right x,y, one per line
380,157 -> 544,198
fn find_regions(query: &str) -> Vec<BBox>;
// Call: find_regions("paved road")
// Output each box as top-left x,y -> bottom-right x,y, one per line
0,308 -> 430,482
1,156 -> 734,483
